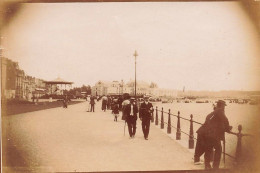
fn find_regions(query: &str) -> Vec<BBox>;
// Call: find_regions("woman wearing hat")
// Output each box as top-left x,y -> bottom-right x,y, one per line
112,101 -> 119,122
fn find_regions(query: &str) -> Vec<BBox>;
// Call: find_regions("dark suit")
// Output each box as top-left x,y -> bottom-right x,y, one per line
90,97 -> 95,112
198,108 -> 230,169
125,103 -> 138,137
63,97 -> 69,108
139,102 -> 153,139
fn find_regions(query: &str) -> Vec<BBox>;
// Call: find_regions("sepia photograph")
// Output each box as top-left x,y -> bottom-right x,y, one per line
1,0 -> 260,172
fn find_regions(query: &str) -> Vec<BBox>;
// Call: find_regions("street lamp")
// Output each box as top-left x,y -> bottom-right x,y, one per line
121,79 -> 123,95
133,50 -> 138,101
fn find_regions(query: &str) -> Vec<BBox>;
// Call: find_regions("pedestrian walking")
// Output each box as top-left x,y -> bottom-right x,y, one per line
112,101 -> 119,122
121,96 -> 130,120
118,96 -> 123,111
197,100 -> 232,170
90,96 -> 95,112
63,95 -> 69,108
139,97 -> 154,140
86,97 -> 91,112
125,98 -> 138,138
101,95 -> 108,112
107,96 -> 111,110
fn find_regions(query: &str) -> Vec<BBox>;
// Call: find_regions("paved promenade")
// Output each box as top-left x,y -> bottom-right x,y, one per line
2,101 -> 204,172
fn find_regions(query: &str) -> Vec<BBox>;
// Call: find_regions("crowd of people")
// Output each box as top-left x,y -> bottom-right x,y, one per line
85,95 -> 154,140
84,95 -> 231,170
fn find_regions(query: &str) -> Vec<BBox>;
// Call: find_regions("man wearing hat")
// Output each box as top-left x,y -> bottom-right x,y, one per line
125,98 -> 138,138
139,96 -> 154,140
199,100 -> 232,170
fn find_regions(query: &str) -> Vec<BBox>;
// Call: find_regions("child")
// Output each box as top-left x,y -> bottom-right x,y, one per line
112,102 -> 119,122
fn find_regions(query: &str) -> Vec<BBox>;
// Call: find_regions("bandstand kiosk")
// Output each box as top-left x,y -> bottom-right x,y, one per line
44,77 -> 73,96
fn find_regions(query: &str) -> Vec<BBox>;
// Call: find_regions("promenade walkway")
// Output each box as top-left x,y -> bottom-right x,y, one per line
2,101 -> 204,172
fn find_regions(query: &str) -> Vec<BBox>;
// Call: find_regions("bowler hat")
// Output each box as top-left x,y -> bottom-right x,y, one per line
217,100 -> 227,106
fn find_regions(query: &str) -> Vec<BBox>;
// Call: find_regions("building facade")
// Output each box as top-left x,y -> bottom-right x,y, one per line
91,80 -> 177,98
1,57 -> 46,100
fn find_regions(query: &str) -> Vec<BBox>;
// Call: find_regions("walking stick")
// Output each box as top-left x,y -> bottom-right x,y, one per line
124,120 -> 126,136
223,135 -> 226,168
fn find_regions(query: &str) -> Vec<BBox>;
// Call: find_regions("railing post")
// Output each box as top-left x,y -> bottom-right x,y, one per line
236,125 -> 243,165
176,111 -> 181,140
167,109 -> 171,134
189,114 -> 194,149
161,107 -> 164,129
151,109 -> 154,123
155,107 -> 158,125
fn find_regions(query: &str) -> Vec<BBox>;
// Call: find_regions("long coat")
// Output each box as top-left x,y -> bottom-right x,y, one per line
90,97 -> 95,105
124,103 -> 138,121
139,102 -> 153,121
196,108 -> 230,141
112,104 -> 119,114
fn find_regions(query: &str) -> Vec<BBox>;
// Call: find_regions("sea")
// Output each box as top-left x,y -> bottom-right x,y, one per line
152,101 -> 260,167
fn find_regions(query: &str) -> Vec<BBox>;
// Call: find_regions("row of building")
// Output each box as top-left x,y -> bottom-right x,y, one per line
1,53 -> 176,100
1,57 -> 46,100
91,80 -> 178,98
1,56 -> 75,100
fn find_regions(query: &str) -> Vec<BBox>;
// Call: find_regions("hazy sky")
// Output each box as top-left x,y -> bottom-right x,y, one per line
2,2 -> 260,91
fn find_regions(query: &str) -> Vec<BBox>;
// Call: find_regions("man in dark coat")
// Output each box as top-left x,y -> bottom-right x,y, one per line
101,96 -> 108,112
197,100 -> 232,170
118,96 -> 123,111
125,98 -> 138,138
194,104 -> 216,164
107,96 -> 111,110
63,95 -> 69,108
90,96 -> 95,112
139,97 -> 154,140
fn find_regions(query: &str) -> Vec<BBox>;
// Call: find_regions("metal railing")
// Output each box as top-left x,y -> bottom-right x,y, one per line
152,106 -> 252,166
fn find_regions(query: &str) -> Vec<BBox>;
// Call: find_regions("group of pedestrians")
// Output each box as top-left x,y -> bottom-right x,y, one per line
85,95 -> 231,170
194,100 -> 232,170
120,96 -> 154,140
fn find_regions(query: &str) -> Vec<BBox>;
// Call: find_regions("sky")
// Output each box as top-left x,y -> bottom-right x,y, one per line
2,2 -> 260,91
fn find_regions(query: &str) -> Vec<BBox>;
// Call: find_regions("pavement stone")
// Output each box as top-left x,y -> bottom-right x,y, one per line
2,101 -> 204,172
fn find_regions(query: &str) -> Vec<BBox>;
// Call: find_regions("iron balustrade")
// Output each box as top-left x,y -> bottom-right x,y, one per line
154,106 -> 252,167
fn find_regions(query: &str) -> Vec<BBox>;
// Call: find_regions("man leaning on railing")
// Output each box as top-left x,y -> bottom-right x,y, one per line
196,100 -> 232,170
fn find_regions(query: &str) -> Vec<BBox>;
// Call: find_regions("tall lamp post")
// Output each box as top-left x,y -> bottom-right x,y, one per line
121,79 -> 124,95
133,50 -> 138,101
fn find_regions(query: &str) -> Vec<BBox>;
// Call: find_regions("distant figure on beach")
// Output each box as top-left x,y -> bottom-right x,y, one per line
90,96 -> 95,112
112,101 -> 119,122
197,100 -> 232,170
125,98 -> 138,138
139,97 -> 154,140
